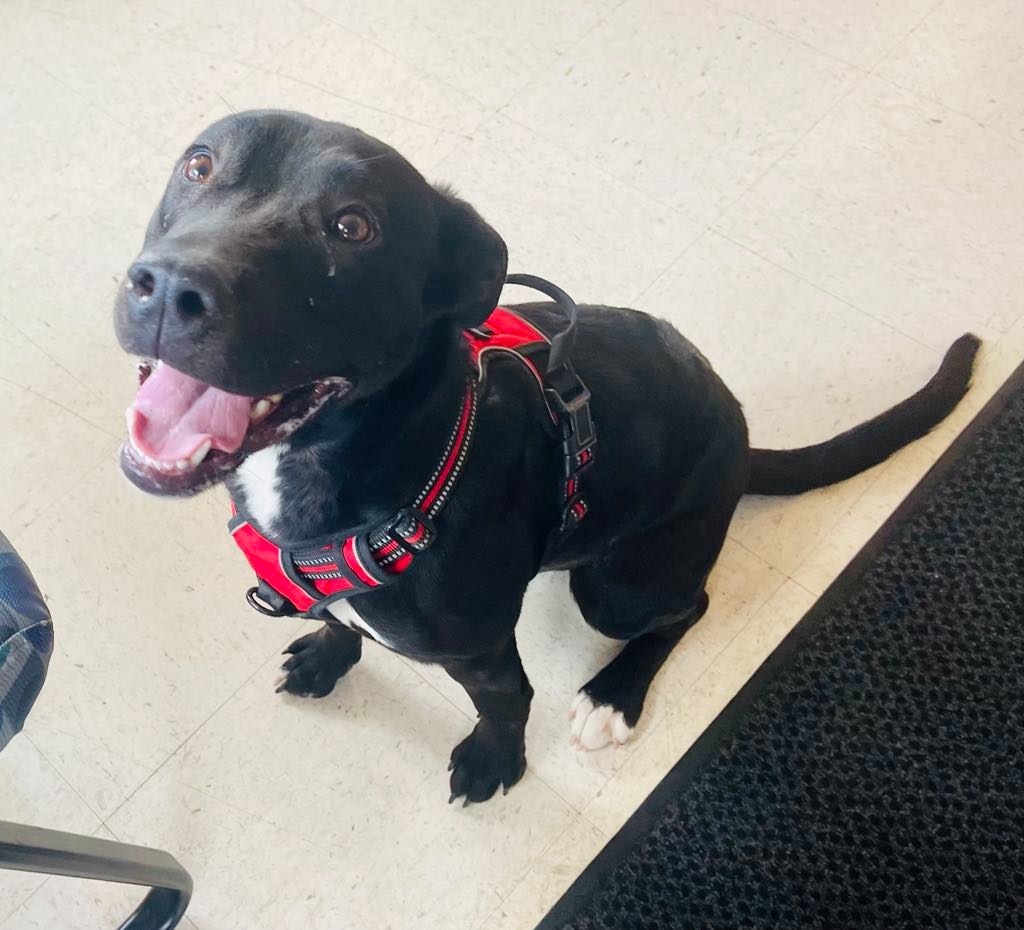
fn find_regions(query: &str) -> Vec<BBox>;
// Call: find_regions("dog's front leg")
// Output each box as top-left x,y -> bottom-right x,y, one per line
276,621 -> 363,698
445,635 -> 533,805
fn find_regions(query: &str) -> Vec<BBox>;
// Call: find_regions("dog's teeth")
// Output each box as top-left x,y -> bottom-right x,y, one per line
175,459 -> 189,471
189,439 -> 212,467
267,394 -> 283,404
251,399 -> 272,421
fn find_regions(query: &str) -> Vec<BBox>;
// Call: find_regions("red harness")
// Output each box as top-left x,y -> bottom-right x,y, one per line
230,306 -> 596,619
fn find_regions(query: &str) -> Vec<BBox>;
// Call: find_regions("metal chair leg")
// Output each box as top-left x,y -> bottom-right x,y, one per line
0,821 -> 192,930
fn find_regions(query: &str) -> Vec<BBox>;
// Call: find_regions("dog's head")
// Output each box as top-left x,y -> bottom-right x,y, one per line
115,110 -> 506,495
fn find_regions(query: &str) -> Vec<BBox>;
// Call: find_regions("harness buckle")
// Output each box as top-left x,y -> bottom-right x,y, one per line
385,508 -> 436,552
545,362 -> 597,455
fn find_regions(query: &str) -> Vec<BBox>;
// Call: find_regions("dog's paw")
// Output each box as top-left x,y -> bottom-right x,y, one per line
275,627 -> 360,698
569,692 -> 633,750
447,723 -> 527,806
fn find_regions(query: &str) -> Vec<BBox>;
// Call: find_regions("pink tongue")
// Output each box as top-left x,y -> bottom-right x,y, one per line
128,361 -> 254,462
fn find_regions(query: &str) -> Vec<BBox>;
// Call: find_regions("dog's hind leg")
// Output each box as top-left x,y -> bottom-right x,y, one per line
570,594 -> 708,749
568,506 -> 731,749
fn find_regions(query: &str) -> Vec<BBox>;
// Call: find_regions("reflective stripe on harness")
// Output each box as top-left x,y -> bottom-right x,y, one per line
230,299 -> 596,618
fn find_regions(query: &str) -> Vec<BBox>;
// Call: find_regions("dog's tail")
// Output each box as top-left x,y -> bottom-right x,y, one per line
747,334 -> 981,496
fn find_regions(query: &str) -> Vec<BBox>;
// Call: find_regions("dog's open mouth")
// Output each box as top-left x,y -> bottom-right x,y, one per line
121,361 -> 351,495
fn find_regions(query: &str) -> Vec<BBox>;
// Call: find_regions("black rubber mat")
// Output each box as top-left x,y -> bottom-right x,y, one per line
539,362 -> 1024,930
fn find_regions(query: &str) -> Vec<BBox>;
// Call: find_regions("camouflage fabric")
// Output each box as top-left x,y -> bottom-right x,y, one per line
0,531 -> 52,751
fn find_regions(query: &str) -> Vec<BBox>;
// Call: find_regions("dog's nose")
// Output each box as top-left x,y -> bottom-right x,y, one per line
126,262 -> 216,318
168,277 -> 215,318
127,262 -> 165,307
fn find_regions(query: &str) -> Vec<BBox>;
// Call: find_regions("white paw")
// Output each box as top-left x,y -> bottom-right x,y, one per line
569,692 -> 633,750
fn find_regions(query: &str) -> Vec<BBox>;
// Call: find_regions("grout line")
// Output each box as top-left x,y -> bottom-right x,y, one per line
581,807 -> 610,835
473,815 -> 580,929
864,0 -> 949,73
23,732 -> 107,827
100,644 -> 294,830
496,108 -> 707,227
789,576 -> 821,599
868,69 -> 1018,137
0,310 -> 110,409
706,0 -> 874,72
711,67 -> 872,227
295,1 -> 499,112
706,0 -> 945,230
233,60 -> 481,140
494,0 -> 631,113
705,228 -> 945,356
32,3 -> 297,81
497,0 -> 867,234
0,374 -> 120,440
0,736 -> 110,922
7,450 -> 119,545
627,224 -> 715,308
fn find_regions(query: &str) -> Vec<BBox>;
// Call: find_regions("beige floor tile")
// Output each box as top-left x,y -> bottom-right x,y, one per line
12,13 -> 251,151
437,115 -> 705,308
305,0 -> 620,109
716,76 -> 1024,351
24,724 -> 153,823
877,0 -> 1024,134
116,655 -> 576,930
107,771 -> 388,930
506,0 -> 860,223
159,649 -> 477,839
271,16 -> 489,142
13,463 -> 304,778
0,384 -> 116,535
0,736 -> 102,924
0,326 -> 113,439
484,815 -> 609,930
27,0 -> 317,68
0,57 -> 137,241
717,0 -> 937,68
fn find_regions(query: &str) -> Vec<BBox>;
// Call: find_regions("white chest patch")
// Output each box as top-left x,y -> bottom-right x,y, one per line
236,444 -> 286,535
325,601 -> 394,649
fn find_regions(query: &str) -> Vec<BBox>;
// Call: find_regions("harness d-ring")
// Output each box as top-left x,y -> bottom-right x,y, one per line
245,586 -> 290,617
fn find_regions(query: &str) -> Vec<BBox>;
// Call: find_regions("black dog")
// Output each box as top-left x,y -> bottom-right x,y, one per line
115,110 -> 979,804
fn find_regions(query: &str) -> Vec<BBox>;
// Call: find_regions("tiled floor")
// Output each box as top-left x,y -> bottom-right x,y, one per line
1,1 -> 1022,928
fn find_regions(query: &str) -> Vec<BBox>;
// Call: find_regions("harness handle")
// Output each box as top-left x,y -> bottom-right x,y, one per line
504,273 -> 580,373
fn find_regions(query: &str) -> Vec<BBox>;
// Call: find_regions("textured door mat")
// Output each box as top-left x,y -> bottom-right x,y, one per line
538,363 -> 1024,930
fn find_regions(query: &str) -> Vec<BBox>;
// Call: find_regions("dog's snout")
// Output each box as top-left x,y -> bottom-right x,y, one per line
126,260 -> 217,320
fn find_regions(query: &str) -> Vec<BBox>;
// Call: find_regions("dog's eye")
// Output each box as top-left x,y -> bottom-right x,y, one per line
183,151 -> 214,183
335,210 -> 374,243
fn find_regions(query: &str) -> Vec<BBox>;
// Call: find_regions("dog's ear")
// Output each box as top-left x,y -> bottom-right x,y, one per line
425,187 -> 508,328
